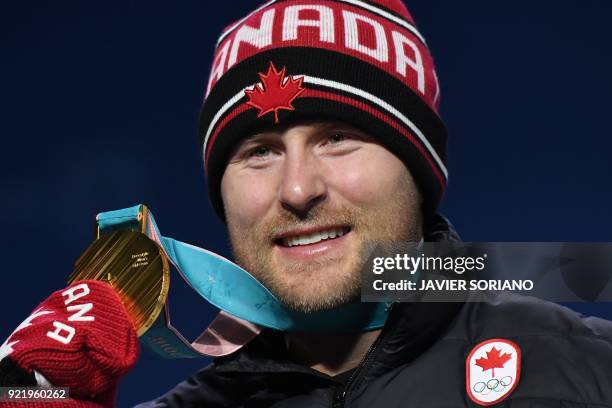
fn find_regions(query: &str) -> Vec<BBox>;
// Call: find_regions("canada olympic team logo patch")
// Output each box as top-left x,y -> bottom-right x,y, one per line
466,338 -> 521,406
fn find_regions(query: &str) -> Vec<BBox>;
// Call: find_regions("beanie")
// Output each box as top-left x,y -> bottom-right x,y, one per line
199,0 -> 448,220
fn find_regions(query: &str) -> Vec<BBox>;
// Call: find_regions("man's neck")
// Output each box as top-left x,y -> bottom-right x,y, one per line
283,329 -> 382,376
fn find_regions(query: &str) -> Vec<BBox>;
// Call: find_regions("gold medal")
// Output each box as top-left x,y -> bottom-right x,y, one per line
68,229 -> 170,336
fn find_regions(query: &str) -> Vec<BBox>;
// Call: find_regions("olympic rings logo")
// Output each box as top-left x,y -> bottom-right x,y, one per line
472,376 -> 513,395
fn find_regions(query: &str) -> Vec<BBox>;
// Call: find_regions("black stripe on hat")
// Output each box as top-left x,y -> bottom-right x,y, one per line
200,47 -> 446,163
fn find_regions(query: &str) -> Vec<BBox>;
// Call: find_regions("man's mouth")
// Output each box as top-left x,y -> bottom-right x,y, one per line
275,226 -> 352,247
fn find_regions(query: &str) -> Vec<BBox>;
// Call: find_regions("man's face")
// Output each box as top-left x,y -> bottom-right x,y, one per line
221,121 -> 423,313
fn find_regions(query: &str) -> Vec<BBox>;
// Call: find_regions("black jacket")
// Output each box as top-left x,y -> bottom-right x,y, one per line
137,216 -> 612,407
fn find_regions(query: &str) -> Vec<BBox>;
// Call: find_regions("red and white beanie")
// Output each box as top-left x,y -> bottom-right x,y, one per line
199,0 -> 448,220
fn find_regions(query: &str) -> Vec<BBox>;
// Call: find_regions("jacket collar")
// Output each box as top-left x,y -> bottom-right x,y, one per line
358,214 -> 464,385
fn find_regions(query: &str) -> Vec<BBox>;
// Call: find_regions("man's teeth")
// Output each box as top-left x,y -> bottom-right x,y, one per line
282,228 -> 347,247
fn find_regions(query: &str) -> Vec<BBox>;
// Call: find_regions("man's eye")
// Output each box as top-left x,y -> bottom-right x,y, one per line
249,146 -> 271,158
328,133 -> 346,144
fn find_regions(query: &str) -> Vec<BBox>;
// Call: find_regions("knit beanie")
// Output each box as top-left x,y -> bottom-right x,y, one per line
199,0 -> 447,220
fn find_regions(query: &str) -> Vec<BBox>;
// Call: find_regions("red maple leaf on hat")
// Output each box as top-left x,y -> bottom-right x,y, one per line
245,62 -> 305,124
475,346 -> 512,378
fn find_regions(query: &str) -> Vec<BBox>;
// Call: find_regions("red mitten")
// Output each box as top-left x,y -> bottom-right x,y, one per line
0,280 -> 139,407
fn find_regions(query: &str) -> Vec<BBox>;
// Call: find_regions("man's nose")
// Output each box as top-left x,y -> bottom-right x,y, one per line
278,152 -> 327,217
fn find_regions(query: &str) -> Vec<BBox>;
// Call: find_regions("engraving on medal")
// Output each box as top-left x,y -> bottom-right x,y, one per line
131,252 -> 150,268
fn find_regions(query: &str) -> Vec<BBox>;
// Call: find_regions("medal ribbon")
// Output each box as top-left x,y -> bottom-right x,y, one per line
96,205 -> 390,358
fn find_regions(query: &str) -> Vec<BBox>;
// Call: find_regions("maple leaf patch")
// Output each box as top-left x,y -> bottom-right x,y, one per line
466,339 -> 521,406
475,346 -> 512,378
245,62 -> 305,124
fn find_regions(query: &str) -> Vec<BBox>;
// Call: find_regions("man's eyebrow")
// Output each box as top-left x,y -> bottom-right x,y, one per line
240,131 -> 278,145
229,132 -> 278,157
317,122 -> 373,140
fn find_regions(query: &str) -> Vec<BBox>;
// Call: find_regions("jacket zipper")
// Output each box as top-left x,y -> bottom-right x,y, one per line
331,303 -> 394,408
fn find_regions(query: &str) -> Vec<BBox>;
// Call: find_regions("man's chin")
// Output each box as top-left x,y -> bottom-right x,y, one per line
263,270 -> 361,313
277,291 -> 360,314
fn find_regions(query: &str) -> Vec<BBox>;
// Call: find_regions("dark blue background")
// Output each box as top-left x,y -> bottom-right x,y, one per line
1,1 -> 611,406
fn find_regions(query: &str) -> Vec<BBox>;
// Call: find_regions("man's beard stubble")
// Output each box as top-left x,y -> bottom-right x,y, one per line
227,187 -> 422,313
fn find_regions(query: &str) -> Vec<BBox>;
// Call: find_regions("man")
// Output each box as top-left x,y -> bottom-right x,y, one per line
2,0 -> 612,407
